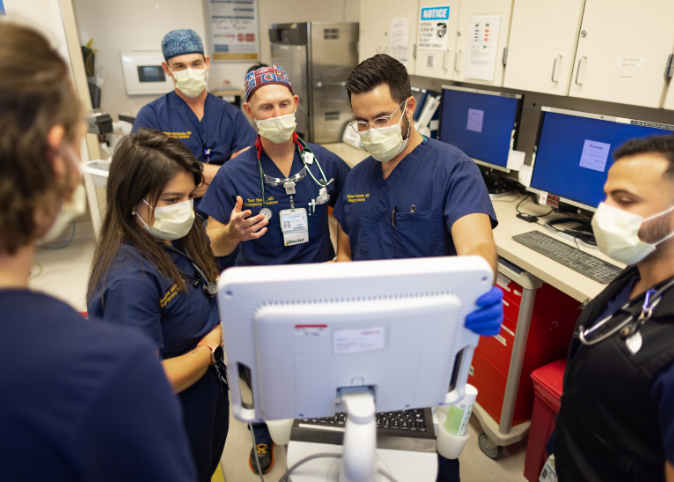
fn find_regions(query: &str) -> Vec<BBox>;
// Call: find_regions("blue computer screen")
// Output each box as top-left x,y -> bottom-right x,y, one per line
531,112 -> 673,208
439,88 -> 520,168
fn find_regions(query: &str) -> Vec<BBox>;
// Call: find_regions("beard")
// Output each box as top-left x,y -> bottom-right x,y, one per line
400,113 -> 411,141
639,209 -> 674,245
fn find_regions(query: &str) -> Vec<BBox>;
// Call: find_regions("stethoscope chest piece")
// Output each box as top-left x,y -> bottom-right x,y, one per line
204,281 -> 218,298
260,207 -> 273,221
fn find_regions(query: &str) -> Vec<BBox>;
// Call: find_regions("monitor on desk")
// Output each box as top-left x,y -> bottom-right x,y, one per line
529,107 -> 674,212
439,85 -> 523,172
217,257 -> 492,481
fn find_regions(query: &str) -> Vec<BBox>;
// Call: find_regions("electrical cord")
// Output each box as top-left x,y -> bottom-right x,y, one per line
248,423 -> 266,482
276,452 -> 400,482
42,220 -> 76,250
516,194 -> 554,217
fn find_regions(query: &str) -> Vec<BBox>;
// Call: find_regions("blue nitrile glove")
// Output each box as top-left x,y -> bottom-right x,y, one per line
465,287 -> 504,336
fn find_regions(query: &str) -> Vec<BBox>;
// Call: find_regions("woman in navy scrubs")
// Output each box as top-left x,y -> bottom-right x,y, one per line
87,129 -> 228,482
0,24 -> 196,481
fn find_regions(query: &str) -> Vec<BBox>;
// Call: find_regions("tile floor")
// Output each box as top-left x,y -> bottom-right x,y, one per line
30,221 -> 529,482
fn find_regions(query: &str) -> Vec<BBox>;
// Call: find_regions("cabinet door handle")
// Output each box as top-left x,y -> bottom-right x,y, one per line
454,50 -> 462,73
443,50 -> 450,71
575,56 -> 587,85
551,54 -> 562,83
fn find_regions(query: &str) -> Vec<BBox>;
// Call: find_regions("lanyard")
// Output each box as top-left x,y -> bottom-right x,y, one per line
579,277 -> 674,346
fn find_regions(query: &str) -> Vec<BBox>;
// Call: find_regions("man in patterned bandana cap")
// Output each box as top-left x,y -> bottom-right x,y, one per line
132,30 -> 257,269
198,65 -> 352,474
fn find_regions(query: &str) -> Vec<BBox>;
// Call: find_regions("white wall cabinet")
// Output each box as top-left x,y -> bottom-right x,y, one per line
568,0 -> 674,108
502,0 -> 584,96
414,1 -> 461,80
359,0 -> 420,73
453,0 -> 514,87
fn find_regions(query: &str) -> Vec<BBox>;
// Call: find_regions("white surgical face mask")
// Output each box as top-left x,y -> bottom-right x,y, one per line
591,202 -> 674,265
134,199 -> 195,241
358,104 -> 410,163
39,146 -> 87,244
255,113 -> 296,144
170,68 -> 207,98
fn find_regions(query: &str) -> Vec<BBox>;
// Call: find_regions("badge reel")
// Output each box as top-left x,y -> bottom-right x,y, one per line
279,208 -> 309,247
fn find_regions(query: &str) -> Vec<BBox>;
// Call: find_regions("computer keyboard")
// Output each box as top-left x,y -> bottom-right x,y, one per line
297,408 -> 433,439
513,230 -> 622,284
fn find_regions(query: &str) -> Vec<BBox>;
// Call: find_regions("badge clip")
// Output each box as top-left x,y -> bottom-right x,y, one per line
284,181 -> 296,195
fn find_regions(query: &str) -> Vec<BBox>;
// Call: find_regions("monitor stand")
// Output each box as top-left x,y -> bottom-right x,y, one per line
481,169 -> 517,198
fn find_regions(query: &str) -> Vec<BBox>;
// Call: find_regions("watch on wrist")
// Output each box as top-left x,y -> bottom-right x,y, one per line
198,342 -> 224,365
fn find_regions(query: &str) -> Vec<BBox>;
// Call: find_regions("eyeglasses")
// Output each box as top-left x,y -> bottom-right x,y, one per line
348,100 -> 407,133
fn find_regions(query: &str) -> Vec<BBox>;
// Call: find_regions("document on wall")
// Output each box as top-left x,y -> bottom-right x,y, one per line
390,18 -> 410,68
417,6 -> 451,51
465,14 -> 501,81
579,140 -> 611,172
208,0 -> 259,61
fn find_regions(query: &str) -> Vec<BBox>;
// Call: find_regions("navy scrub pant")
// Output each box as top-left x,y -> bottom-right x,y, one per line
180,366 -> 230,482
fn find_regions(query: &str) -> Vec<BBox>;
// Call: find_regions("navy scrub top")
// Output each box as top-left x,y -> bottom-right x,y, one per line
87,242 -> 227,482
132,91 -> 257,168
199,141 -> 351,266
333,137 -> 497,260
0,290 -> 196,482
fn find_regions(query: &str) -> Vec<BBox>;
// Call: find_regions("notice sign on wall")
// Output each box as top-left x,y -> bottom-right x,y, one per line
418,6 -> 450,51
208,0 -> 259,61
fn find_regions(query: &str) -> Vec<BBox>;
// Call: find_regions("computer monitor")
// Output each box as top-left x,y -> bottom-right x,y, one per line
529,107 -> 674,212
218,256 -> 492,482
439,85 -> 523,172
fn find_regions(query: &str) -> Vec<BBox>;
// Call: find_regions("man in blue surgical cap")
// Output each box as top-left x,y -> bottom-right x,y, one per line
133,29 -> 257,267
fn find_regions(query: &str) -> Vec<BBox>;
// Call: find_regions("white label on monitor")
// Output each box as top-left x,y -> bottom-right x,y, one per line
518,165 -> 533,187
295,324 -> 329,336
538,191 -> 548,204
466,108 -> 484,133
579,139 -> 611,172
506,150 -> 525,171
334,326 -> 385,354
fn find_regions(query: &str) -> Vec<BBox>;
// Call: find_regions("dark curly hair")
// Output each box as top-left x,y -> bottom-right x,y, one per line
345,54 -> 412,104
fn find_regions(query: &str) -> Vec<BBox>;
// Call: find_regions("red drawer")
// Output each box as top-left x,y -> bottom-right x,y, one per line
501,296 -> 520,333
496,273 -> 524,307
469,349 -> 507,424
475,326 -> 515,376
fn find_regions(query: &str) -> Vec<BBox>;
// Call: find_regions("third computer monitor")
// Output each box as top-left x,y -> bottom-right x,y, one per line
440,85 -> 522,171
530,107 -> 674,211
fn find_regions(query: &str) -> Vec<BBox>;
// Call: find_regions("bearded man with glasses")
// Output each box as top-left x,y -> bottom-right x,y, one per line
332,54 -> 504,482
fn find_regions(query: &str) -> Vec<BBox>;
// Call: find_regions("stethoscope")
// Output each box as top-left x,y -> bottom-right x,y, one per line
578,277 -> 674,353
254,133 -> 333,220
164,245 -> 218,299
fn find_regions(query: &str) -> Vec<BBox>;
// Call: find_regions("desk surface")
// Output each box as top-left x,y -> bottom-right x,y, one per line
491,194 -> 623,302
316,143 -> 616,303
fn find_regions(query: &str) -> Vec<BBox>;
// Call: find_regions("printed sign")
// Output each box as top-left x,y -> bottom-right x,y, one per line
579,139 -> 611,172
465,14 -> 501,81
418,6 -> 450,51
334,327 -> 386,354
208,0 -> 259,61
390,18 -> 410,67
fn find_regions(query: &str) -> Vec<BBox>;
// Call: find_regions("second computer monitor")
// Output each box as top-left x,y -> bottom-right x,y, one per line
530,107 -> 674,211
440,85 -> 522,171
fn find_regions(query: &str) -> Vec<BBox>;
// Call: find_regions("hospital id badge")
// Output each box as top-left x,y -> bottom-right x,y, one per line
280,208 -> 309,247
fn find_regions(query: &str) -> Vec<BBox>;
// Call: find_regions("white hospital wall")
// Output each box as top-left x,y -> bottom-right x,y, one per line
71,0 -> 360,120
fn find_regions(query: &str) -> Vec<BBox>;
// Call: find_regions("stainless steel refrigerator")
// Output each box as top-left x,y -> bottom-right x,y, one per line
269,22 -> 359,144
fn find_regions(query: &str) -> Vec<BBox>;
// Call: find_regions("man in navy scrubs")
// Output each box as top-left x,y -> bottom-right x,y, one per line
133,29 -> 257,267
199,65 -> 351,473
334,54 -> 504,482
